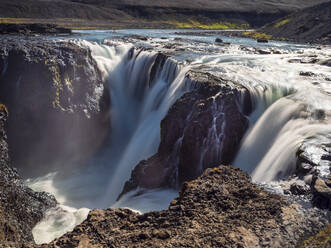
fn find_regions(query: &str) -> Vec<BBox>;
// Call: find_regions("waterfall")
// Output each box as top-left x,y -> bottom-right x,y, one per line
29,40 -> 190,244
193,51 -> 331,183
76,40 -> 190,205
234,96 -> 331,182
27,34 -> 331,244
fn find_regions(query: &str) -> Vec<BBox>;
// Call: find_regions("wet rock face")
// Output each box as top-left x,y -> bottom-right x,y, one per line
0,107 -> 57,246
41,166 -> 328,248
0,38 -> 111,177
120,71 -> 249,197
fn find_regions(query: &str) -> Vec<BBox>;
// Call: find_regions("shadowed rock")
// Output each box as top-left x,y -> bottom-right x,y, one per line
0,38 -> 111,177
0,106 -> 57,247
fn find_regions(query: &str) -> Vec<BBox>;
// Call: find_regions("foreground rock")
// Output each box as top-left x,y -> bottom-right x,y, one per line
0,106 -> 57,247
120,71 -> 250,197
39,166 -> 328,248
0,38 -> 110,177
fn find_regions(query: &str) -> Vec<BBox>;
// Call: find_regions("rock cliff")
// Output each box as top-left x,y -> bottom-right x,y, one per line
0,38 -> 111,177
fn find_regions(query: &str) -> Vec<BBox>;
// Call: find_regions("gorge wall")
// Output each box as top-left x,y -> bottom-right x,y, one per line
0,105 -> 56,247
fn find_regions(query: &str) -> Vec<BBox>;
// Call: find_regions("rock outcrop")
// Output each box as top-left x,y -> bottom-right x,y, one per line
0,23 -> 71,35
0,38 -> 111,177
120,71 -> 250,197
0,105 -> 57,247
38,166 -> 328,248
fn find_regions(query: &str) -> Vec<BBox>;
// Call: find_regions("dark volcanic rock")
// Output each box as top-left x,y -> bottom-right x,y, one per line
39,166 -> 328,248
119,71 -> 250,197
215,37 -> 223,43
0,105 -> 57,246
290,182 -> 311,195
0,38 -> 111,177
0,23 -> 71,35
257,38 -> 268,43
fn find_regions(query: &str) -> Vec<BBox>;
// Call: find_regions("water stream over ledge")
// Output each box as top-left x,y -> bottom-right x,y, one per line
24,30 -> 331,244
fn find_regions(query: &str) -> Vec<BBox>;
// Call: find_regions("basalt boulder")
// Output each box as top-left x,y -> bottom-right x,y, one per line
0,38 -> 111,177
312,176 -> 331,210
120,71 -> 250,197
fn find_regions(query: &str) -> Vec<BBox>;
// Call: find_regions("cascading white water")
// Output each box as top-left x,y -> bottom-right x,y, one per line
83,41 -> 189,204
192,50 -> 331,183
234,97 -> 331,182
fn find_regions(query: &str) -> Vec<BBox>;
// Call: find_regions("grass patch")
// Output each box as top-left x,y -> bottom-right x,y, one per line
243,31 -> 272,40
274,18 -> 291,28
164,20 -> 249,30
298,225 -> 331,248
0,18 -> 34,24
70,26 -> 100,30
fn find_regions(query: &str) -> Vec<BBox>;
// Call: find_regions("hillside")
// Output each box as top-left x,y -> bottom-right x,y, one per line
260,1 -> 331,44
0,0 -> 330,29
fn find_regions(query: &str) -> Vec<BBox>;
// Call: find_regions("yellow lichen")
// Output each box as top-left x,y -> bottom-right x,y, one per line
274,18 -> 291,28
164,20 -> 250,30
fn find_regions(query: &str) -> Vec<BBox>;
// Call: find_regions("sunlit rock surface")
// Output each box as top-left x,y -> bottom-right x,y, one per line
37,166 -> 329,248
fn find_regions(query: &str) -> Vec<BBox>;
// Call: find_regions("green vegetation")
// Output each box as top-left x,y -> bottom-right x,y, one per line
297,225 -> 331,248
0,18 -> 32,24
243,31 -> 272,40
70,26 -> 100,30
274,18 -> 291,28
164,20 -> 250,30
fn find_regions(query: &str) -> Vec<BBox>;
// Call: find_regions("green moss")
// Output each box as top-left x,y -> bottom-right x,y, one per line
297,225 -> 331,248
274,18 -> 291,28
243,31 -> 272,40
164,20 -> 249,30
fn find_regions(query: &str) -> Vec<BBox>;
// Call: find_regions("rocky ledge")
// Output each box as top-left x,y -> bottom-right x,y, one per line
0,106 -> 57,247
0,23 -> 71,36
38,166 -> 329,248
120,70 -> 250,197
